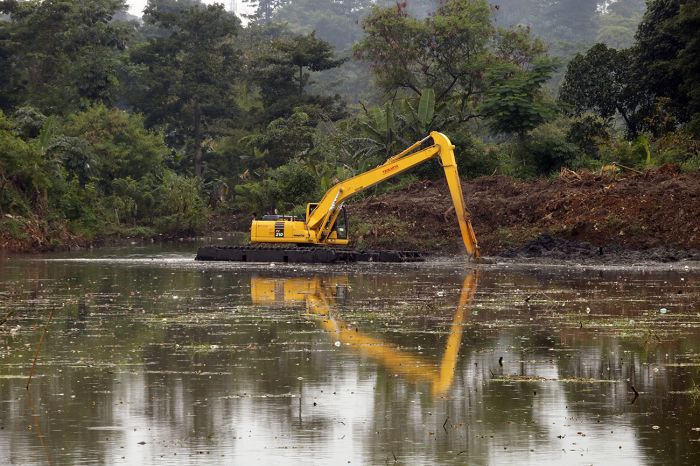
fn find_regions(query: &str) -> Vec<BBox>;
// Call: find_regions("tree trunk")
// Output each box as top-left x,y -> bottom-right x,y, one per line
299,65 -> 303,98
193,99 -> 203,178
617,105 -> 637,139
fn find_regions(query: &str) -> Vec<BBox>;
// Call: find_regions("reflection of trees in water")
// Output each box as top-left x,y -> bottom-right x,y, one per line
555,331 -> 700,465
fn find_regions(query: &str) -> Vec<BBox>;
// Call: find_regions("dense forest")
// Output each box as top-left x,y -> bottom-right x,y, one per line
0,0 -> 698,248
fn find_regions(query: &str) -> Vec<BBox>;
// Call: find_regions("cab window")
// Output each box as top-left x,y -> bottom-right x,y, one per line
333,207 -> 348,240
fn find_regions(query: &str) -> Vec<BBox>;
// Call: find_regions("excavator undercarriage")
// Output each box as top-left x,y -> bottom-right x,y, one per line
195,244 -> 424,263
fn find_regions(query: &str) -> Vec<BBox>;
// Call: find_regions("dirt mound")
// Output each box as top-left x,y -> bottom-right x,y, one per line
348,166 -> 700,259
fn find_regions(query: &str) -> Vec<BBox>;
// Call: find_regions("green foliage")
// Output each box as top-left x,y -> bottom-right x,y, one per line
60,179 -> 105,237
152,171 -> 209,234
355,0 -> 555,156
61,105 -> 167,189
525,120 -> 581,174
597,136 -> 651,167
0,110 -> 49,215
276,32 -> 346,97
246,111 -> 316,168
246,28 -> 346,121
481,59 -> 558,137
416,88 -> 435,130
0,217 -> 28,241
234,159 -> 320,215
355,102 -> 400,160
562,0 -> 700,138
492,142 -> 538,178
12,106 -> 46,138
559,43 -> 637,136
451,132 -> 498,178
355,0 -> 493,107
649,130 -> 700,170
0,0 -> 131,113
566,114 -> 611,158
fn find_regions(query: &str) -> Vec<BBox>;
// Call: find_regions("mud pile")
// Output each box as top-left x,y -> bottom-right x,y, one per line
349,166 -> 700,260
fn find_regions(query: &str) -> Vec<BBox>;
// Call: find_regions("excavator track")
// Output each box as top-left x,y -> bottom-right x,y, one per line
195,245 -> 424,263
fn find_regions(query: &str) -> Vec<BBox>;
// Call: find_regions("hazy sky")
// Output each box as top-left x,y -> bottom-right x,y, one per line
127,1 -> 245,17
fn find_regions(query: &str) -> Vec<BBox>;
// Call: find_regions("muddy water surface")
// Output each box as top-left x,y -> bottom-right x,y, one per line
1,246 -> 699,465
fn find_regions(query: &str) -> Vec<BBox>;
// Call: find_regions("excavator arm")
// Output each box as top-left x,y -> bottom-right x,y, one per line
306,131 -> 480,259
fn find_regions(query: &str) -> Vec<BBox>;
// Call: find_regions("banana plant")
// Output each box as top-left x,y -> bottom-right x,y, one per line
416,87 -> 436,130
637,134 -> 651,166
356,101 -> 400,159
355,88 -> 459,164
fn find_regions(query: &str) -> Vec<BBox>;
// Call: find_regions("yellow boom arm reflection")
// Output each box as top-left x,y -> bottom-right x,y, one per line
251,272 -> 478,396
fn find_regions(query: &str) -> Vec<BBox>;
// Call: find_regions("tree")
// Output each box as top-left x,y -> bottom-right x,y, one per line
0,110 -> 49,215
562,0 -> 700,138
633,0 -> 700,135
633,0 -> 686,123
247,28 -> 346,121
275,32 -> 346,98
559,43 -> 638,136
131,1 -> 241,178
677,0 -> 700,135
135,0 -> 202,39
0,15 -> 16,110
481,58 -> 557,138
246,111 -> 316,168
355,0 -> 554,145
355,0 -> 493,110
0,0 -> 132,113
542,0 -> 600,44
60,105 -> 167,190
242,0 -> 289,25
355,1 -> 550,123
271,0 -> 374,50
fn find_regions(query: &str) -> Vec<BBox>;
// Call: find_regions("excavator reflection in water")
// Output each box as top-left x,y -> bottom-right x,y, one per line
251,271 -> 479,396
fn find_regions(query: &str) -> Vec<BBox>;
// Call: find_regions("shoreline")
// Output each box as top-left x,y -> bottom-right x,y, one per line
3,168 -> 698,263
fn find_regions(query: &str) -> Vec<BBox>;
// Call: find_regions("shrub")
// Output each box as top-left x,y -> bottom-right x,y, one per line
153,172 -> 209,235
598,137 -> 650,168
234,159 -> 320,216
566,114 -> 610,158
526,121 -> 580,174
650,131 -> 700,170
62,104 -> 168,190
0,111 -> 50,214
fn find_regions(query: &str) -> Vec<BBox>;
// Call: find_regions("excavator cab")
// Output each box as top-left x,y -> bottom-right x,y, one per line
250,204 -> 349,245
306,203 -> 348,241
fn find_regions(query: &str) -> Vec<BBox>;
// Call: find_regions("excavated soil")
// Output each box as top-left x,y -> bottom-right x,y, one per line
348,166 -> 700,261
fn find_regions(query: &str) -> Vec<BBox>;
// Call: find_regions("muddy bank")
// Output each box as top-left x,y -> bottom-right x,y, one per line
349,166 -> 700,260
0,216 -> 189,254
499,234 -> 700,263
0,215 -> 81,253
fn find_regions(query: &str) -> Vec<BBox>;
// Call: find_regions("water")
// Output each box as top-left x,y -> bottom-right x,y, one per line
1,246 -> 699,465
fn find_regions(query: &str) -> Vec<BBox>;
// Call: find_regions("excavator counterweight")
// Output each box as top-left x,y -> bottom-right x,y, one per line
196,132 -> 480,263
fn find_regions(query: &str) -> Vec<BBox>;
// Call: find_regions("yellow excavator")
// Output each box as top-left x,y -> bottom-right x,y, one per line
196,131 -> 479,263
250,271 -> 479,396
